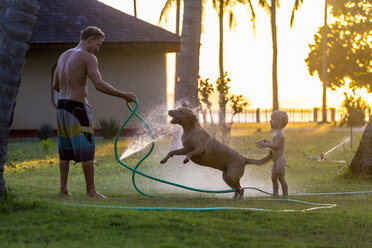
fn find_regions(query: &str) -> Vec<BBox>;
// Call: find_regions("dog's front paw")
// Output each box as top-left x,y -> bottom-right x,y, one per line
183,158 -> 189,164
160,157 -> 168,164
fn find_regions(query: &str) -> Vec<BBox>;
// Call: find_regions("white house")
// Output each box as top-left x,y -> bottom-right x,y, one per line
11,0 -> 179,137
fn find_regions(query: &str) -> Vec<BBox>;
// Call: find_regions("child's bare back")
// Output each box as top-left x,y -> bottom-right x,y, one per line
256,111 -> 288,196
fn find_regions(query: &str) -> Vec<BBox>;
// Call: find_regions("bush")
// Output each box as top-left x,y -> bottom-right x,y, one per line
98,118 -> 119,140
40,138 -> 53,154
37,123 -> 54,140
340,92 -> 369,127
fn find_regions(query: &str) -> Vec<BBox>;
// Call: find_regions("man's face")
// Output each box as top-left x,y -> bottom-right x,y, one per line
87,37 -> 103,54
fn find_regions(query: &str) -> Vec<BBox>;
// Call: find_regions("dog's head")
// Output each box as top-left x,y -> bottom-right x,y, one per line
168,107 -> 198,127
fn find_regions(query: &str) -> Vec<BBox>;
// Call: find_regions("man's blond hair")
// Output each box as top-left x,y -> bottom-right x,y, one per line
80,26 -> 105,40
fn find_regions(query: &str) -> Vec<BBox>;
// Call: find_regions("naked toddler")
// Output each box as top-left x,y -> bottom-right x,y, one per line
256,110 -> 288,196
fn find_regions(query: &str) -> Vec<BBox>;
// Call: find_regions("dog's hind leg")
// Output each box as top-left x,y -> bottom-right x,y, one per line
223,166 -> 244,199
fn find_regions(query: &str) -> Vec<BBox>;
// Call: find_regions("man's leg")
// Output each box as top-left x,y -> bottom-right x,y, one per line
59,159 -> 71,196
82,160 -> 106,198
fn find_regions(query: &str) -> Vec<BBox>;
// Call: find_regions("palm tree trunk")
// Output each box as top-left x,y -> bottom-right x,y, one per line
0,0 -> 40,197
174,0 -> 182,107
349,118 -> 372,174
133,0 -> 137,18
175,0 -> 202,109
321,0 -> 328,122
218,0 -> 226,140
271,0 -> 279,111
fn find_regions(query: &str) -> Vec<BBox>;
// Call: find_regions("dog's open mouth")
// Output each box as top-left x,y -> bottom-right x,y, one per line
169,110 -> 179,124
170,116 -> 180,124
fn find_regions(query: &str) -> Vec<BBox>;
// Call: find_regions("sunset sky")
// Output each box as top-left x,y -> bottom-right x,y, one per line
99,0 -> 371,109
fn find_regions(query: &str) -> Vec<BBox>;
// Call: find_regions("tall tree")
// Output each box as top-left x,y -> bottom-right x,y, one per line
0,0 -> 40,197
175,0 -> 203,109
159,0 -> 182,107
258,0 -> 304,111
212,0 -> 255,141
257,0 -> 279,111
133,0 -> 137,18
321,0 -> 329,122
305,0 -> 371,174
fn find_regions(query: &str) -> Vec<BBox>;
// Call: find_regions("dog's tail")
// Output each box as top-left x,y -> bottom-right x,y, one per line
245,150 -> 273,165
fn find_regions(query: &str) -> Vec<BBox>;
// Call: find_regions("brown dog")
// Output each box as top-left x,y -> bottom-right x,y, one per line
160,107 -> 272,199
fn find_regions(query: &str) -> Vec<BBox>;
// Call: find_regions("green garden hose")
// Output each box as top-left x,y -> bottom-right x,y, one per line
61,99 -> 371,211
114,99 -> 238,197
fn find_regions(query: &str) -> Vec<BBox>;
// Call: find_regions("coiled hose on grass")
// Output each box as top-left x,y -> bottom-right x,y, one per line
114,99 -> 273,198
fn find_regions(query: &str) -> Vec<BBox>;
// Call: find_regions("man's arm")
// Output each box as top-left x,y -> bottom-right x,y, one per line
86,54 -> 136,102
52,68 -> 59,92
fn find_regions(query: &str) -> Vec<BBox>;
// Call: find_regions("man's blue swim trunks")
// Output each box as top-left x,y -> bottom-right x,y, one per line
57,99 -> 95,162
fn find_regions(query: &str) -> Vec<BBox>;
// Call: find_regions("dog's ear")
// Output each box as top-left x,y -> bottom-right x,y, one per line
185,109 -> 197,125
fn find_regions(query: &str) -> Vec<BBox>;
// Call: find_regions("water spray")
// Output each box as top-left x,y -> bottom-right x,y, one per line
114,99 -> 274,197
62,99 -> 372,212
114,100 -> 371,198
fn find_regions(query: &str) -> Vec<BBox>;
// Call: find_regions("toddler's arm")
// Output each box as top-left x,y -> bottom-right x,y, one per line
256,134 -> 283,150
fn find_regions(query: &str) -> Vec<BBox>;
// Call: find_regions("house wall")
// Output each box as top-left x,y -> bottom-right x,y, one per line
12,44 -> 169,133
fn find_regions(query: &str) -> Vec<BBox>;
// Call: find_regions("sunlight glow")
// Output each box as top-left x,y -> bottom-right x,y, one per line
98,0 -> 372,110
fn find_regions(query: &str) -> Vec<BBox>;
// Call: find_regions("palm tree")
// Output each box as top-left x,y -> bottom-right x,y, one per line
159,0 -> 182,107
133,0 -> 137,18
257,0 -> 279,111
160,0 -> 209,109
321,0 -> 328,122
212,0 -> 255,141
176,0 -> 203,109
258,0 -> 304,111
0,0 -> 40,198
159,0 -> 182,36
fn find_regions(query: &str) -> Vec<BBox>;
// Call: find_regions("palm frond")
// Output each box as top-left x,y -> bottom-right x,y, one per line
159,0 -> 176,25
228,10 -> 237,30
237,0 -> 256,35
212,0 -> 218,12
290,0 -> 304,27
258,0 -> 270,13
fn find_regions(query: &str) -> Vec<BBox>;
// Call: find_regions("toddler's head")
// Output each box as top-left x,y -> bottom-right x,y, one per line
270,110 -> 288,129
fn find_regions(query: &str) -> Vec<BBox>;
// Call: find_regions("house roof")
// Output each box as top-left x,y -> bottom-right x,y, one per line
31,0 -> 180,47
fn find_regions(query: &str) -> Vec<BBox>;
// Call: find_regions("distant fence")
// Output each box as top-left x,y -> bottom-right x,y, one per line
198,108 -> 371,124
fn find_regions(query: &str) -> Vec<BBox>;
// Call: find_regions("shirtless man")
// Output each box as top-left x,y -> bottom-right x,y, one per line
256,110 -> 289,196
53,26 -> 136,198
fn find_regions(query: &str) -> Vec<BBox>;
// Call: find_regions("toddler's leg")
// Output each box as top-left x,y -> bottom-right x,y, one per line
271,164 -> 279,196
277,158 -> 288,196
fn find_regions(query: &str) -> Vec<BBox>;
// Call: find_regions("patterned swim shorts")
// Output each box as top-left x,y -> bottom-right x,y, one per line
57,99 -> 95,162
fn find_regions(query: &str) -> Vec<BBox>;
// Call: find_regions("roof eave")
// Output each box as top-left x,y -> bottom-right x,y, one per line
29,41 -> 180,53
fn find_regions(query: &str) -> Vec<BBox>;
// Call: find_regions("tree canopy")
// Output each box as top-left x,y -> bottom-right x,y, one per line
306,0 -> 372,92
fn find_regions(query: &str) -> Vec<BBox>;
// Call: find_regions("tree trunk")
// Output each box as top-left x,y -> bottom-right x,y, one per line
321,0 -> 328,122
271,0 -> 279,111
0,0 -> 40,198
173,0 -> 181,108
133,0 -> 137,18
174,0 -> 202,110
349,118 -> 372,174
218,0 -> 227,141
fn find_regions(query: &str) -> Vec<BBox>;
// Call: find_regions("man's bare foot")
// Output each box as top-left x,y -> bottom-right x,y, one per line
87,192 -> 107,198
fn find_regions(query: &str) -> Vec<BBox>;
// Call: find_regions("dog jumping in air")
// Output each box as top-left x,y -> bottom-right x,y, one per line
160,107 -> 272,199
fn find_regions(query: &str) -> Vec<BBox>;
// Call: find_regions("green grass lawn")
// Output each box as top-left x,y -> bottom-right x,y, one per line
1,123 -> 371,247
